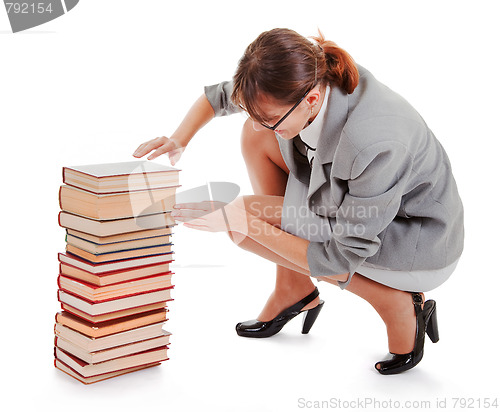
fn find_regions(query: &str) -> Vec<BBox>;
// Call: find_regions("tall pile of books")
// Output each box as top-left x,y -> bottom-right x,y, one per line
54,161 -> 179,384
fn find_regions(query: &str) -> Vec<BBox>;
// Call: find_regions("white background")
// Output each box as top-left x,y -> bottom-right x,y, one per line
1,1 -> 499,411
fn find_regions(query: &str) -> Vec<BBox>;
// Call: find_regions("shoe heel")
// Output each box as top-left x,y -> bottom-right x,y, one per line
426,304 -> 439,343
301,300 -> 324,334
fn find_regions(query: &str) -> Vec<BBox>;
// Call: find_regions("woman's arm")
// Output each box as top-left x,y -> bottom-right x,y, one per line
133,94 -> 215,161
174,201 -> 310,272
243,211 -> 311,273
170,94 -> 215,148
241,211 -> 348,283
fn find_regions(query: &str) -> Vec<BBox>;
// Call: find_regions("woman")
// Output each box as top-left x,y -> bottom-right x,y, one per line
133,28 -> 464,375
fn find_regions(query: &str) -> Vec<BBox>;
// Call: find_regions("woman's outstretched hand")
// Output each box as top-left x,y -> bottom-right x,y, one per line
132,136 -> 185,165
171,199 -> 249,245
171,200 -> 247,233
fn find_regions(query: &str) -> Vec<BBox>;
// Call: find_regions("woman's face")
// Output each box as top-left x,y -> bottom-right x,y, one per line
250,87 -> 322,139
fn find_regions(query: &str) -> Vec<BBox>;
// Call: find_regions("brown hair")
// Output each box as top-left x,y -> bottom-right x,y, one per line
231,28 -> 359,124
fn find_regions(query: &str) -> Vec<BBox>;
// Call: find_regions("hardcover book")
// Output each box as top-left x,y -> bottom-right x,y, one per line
54,346 -> 169,378
55,333 -> 171,364
63,161 -> 180,194
60,302 -> 168,324
57,288 -> 173,317
54,318 -> 169,350
55,359 -> 161,385
59,184 -> 178,220
66,227 -> 173,244
66,232 -> 172,254
58,272 -> 173,302
65,243 -> 173,264
58,252 -> 173,276
58,211 -> 176,237
59,259 -> 172,286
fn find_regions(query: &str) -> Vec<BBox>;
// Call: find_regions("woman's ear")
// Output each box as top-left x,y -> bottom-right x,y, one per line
305,86 -> 322,108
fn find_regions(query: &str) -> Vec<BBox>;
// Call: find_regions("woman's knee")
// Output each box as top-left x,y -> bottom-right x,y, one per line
241,119 -> 287,169
241,118 -> 269,158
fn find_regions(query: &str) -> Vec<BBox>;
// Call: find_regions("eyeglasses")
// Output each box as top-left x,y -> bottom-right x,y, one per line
257,85 -> 316,131
240,57 -> 318,131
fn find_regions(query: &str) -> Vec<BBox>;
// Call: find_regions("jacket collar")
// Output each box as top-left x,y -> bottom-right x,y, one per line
314,84 -> 349,165
276,84 -> 349,194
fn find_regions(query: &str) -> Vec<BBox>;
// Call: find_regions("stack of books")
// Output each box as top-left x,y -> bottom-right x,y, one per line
54,161 -> 180,384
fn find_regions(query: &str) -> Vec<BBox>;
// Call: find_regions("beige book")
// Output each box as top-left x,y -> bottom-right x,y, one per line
60,302 -> 167,324
66,233 -> 172,254
63,161 -> 180,194
66,227 -> 173,244
58,288 -> 173,316
58,252 -> 174,275
55,332 -> 171,364
54,320 -> 169,351
66,243 -> 173,263
54,346 -> 168,378
58,273 -> 173,302
55,358 -> 161,384
55,309 -> 168,338
60,261 -> 171,286
59,184 -> 178,220
58,211 -> 176,237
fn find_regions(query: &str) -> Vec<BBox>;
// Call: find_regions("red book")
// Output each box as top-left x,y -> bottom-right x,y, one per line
58,252 -> 174,276
55,309 -> 168,338
57,272 -> 173,302
57,287 -> 173,317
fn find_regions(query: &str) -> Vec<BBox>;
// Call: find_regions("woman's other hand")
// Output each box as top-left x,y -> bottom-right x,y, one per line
133,136 -> 185,165
171,200 -> 248,235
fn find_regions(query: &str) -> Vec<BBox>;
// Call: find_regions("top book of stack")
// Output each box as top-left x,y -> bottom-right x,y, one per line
63,161 -> 180,194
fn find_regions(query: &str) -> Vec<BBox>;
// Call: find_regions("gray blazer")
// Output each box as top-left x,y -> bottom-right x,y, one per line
204,65 -> 464,279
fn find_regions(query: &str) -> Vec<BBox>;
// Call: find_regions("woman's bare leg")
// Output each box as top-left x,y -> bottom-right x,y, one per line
230,196 -> 424,357
344,273 -> 424,363
240,119 -> 319,321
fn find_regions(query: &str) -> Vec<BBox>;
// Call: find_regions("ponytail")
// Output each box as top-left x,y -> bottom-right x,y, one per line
310,29 -> 359,94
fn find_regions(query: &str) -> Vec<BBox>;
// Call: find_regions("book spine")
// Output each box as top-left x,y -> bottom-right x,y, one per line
59,285 -> 173,304
59,185 -> 63,210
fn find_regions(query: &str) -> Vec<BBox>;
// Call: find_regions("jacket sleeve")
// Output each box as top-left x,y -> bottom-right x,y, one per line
204,81 -> 241,117
306,137 -> 414,289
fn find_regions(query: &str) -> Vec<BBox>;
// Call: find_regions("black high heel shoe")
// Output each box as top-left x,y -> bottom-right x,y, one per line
375,292 -> 440,375
235,287 -> 325,338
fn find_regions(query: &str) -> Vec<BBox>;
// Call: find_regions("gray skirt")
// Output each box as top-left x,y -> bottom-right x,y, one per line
280,172 -> 459,292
